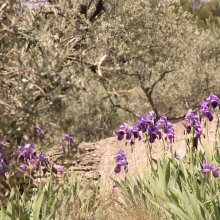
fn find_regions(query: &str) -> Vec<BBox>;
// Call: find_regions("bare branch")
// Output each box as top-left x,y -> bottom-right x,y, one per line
139,69 -> 175,116
97,54 -> 107,76
89,0 -> 105,22
149,70 -> 176,96
101,80 -> 139,118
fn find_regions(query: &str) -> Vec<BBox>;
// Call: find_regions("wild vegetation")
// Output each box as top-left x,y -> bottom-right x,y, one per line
1,94 -> 220,219
1,0 -> 220,145
1,0 -> 220,219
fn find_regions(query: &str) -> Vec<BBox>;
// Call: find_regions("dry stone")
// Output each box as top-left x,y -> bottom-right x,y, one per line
52,116 -> 220,193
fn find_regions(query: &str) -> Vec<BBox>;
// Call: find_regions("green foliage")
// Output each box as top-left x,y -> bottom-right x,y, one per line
181,0 -> 220,28
0,175 -> 106,220
92,0 -> 220,118
0,0 -> 121,145
113,148 -> 220,219
0,187 -> 46,220
1,0 -> 220,146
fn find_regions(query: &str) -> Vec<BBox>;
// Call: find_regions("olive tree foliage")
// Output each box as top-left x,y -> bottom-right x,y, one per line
181,0 -> 220,27
0,0 -> 117,144
91,0 -> 220,119
0,0 -> 220,145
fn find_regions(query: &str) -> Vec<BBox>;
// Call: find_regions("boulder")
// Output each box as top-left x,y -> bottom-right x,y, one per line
53,116 -> 220,193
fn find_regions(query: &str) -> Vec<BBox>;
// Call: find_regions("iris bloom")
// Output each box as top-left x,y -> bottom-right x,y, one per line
29,126 -> 45,140
19,164 -> 27,172
182,109 -> 203,141
212,168 -> 219,178
114,150 -> 128,174
156,116 -> 174,143
201,161 -> 219,178
117,123 -> 141,141
117,111 -> 174,144
202,161 -> 214,174
60,132 -> 73,149
199,94 -> 220,121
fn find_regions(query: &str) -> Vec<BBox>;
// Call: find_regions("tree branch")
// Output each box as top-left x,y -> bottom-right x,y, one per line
149,70 -> 175,96
140,69 -> 175,116
89,0 -> 105,22
101,80 -> 139,118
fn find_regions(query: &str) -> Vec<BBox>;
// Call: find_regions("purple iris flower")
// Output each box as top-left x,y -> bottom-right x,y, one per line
182,109 -> 203,141
201,161 -> 220,178
156,116 -> 175,143
199,94 -> 220,121
137,111 -> 156,132
39,152 -> 49,166
202,161 -> 214,174
138,113 -> 174,143
212,168 -> 219,178
118,111 -> 174,144
28,152 -> 38,165
114,150 -> 128,174
117,123 -> 141,142
14,144 -> 63,177
0,153 -> 4,165
199,100 -> 213,121
33,152 -> 49,171
29,126 -> 45,140
17,144 -> 35,161
207,94 -> 220,109
0,153 -> 5,176
165,122 -> 175,142
19,164 -> 27,172
148,125 -> 159,143
118,124 -> 129,140
39,152 -> 46,160
60,132 -> 73,149
51,165 -> 64,174
52,165 -> 58,174
0,140 -> 10,147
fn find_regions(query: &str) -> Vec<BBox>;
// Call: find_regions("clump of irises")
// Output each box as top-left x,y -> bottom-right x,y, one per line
202,161 -> 219,178
29,126 -> 45,140
182,94 -> 220,147
0,126 -> 67,188
182,109 -> 203,147
200,94 -> 220,121
117,111 -> 174,145
114,150 -> 128,174
116,111 -> 175,173
116,94 -> 220,175
60,132 -> 73,151
16,144 -> 63,175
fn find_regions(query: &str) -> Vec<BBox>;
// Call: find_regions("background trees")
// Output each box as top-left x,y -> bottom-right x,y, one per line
1,0 -> 220,145
181,0 -> 220,27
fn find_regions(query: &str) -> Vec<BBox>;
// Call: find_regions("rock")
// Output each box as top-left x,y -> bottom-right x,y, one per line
52,115 -> 220,193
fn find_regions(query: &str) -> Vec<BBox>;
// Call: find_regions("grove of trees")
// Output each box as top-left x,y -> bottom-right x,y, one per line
1,0 -> 220,146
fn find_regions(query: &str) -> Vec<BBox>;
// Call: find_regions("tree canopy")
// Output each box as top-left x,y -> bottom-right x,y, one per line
1,0 -> 220,145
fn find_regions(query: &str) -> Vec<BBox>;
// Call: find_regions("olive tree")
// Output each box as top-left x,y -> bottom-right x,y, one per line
0,0 -> 220,146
